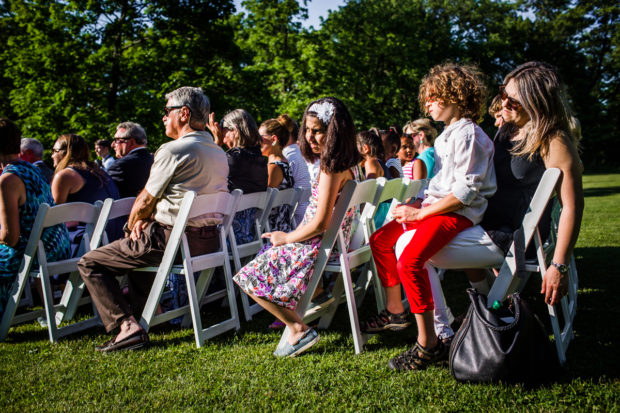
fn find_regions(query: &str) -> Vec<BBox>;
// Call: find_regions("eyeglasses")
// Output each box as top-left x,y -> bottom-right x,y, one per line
113,138 -> 131,143
403,132 -> 420,139
51,147 -> 65,154
499,85 -> 522,111
163,105 -> 184,116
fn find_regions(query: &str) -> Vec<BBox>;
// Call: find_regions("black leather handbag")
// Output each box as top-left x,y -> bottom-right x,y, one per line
449,289 -> 559,383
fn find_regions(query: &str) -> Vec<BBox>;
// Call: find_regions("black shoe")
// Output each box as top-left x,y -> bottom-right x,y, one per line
96,330 -> 149,353
361,309 -> 411,333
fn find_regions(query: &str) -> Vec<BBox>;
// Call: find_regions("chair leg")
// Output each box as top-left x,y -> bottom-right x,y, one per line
184,266 -> 205,348
341,265 -> 364,354
40,267 -> 59,343
317,275 -> 344,329
58,271 -> 86,322
0,272 -> 29,341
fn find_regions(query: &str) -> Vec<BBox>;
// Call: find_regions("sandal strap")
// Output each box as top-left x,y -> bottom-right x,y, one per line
362,309 -> 407,329
389,340 -> 448,372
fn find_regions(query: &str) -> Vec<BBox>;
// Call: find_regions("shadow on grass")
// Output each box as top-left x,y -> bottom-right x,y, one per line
582,186 -> 620,197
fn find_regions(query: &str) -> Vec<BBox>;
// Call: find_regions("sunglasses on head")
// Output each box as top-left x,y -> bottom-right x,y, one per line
499,85 -> 522,111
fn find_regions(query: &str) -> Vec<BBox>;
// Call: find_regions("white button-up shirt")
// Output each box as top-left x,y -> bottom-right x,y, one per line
423,118 -> 496,225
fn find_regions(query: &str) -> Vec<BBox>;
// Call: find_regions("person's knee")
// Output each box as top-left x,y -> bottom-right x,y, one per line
397,256 -> 425,278
370,227 -> 391,252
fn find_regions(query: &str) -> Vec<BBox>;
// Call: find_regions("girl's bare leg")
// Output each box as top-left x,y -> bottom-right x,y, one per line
248,293 -> 310,345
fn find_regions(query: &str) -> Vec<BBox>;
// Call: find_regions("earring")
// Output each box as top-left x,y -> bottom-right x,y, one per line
272,140 -> 277,147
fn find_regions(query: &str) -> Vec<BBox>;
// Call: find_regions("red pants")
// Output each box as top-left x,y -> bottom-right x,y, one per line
369,213 -> 472,313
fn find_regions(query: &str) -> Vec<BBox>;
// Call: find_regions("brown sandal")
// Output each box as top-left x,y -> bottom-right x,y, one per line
388,340 -> 448,371
360,309 -> 411,333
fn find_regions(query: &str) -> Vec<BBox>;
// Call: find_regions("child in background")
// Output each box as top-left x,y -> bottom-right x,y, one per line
402,118 -> 438,180
357,130 -> 386,179
488,94 -> 504,128
380,128 -> 402,178
397,134 -> 415,178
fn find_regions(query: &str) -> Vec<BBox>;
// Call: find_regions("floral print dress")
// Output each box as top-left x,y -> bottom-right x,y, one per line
233,169 -> 358,310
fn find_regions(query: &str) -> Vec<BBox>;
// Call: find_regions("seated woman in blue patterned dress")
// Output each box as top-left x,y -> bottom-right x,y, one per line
50,133 -> 122,257
259,116 -> 295,233
0,118 -> 70,318
233,97 -> 362,358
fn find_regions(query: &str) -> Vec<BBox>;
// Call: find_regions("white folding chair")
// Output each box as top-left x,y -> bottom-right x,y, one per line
0,202 -> 102,342
293,187 -> 312,227
276,179 -> 379,354
228,189 -> 277,321
137,190 -> 242,348
90,197 -> 136,249
263,187 -> 303,232
394,168 -> 576,364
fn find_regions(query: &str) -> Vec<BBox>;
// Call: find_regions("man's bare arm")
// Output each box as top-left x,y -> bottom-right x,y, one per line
127,189 -> 158,230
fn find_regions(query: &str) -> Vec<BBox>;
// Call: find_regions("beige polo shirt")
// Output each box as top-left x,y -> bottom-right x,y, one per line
145,130 -> 229,227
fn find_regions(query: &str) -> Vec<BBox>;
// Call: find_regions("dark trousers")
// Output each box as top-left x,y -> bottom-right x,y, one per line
78,220 -> 219,332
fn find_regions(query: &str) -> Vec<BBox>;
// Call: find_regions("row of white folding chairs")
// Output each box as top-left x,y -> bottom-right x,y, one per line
0,186 -> 309,346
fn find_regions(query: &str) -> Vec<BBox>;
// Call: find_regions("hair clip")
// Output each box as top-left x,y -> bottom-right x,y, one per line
308,101 -> 334,126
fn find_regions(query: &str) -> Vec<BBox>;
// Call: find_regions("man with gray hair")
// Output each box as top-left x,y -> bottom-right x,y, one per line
19,138 -> 54,183
78,87 -> 229,352
107,122 -> 154,198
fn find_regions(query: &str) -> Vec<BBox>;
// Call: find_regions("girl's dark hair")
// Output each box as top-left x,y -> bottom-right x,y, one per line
260,117 -> 290,147
356,130 -> 384,159
298,97 -> 362,173
0,118 -> 21,155
380,129 -> 401,152
55,133 -> 108,184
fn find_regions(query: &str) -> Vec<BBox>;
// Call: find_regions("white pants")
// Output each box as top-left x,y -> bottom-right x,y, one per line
395,225 -> 504,338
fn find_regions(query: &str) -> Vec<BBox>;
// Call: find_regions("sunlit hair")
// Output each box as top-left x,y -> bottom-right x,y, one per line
278,114 -> 299,143
504,61 -> 580,159
260,117 -> 290,147
298,97 -> 361,173
165,86 -> 210,125
221,109 -> 261,148
418,62 -> 487,122
488,95 -> 503,118
116,121 -> 147,144
356,130 -> 384,159
403,118 -> 438,146
20,137 -> 44,158
54,133 -> 107,183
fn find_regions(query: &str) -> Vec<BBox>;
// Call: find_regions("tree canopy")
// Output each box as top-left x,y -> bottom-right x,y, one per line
0,0 -> 617,167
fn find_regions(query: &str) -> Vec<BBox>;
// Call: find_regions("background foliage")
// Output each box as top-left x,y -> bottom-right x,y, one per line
0,0 -> 618,167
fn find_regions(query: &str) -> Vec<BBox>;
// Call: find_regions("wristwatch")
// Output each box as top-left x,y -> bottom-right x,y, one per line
551,261 -> 569,275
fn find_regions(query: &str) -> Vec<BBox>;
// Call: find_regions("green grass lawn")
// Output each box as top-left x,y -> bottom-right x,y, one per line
1,174 -> 619,412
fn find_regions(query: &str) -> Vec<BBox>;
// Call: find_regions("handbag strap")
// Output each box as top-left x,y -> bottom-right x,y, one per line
468,289 -> 521,331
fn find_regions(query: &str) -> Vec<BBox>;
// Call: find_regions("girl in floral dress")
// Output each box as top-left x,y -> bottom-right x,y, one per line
233,97 -> 362,358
